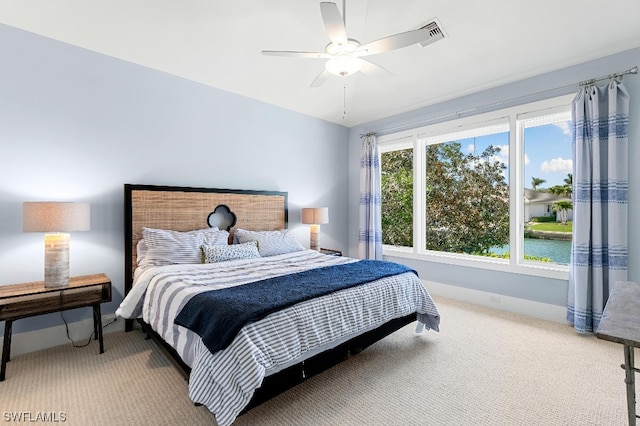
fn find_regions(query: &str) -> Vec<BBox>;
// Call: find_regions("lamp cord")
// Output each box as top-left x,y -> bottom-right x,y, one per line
60,311 -> 94,348
58,290 -> 118,348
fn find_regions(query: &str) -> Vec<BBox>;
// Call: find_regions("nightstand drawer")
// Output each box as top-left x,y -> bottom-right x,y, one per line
0,287 -> 108,320
0,275 -> 111,321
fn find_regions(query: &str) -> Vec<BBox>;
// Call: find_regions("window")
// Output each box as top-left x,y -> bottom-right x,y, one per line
381,146 -> 413,248
520,108 -> 573,266
378,95 -> 574,278
423,123 -> 510,256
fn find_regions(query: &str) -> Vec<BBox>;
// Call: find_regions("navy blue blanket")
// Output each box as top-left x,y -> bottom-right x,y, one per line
174,259 -> 417,354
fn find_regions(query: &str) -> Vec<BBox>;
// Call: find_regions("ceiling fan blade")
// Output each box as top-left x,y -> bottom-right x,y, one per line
358,59 -> 393,77
356,27 -> 429,57
310,69 -> 332,88
320,2 -> 348,46
262,50 -> 331,59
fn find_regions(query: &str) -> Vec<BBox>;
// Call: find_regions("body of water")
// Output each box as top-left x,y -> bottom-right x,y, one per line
490,238 -> 572,264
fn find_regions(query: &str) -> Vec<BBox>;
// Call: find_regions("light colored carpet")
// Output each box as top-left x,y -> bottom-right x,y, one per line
0,296 -> 629,426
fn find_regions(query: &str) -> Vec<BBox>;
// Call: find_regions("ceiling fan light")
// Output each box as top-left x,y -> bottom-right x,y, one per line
326,40 -> 360,55
325,54 -> 362,76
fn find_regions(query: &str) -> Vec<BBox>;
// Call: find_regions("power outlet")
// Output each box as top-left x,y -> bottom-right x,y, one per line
489,295 -> 501,304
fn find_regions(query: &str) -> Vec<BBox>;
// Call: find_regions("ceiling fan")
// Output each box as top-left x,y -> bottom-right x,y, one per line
261,1 -> 432,87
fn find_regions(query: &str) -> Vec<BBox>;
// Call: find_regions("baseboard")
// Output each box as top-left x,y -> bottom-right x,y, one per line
2,314 -> 125,357
423,280 -> 567,324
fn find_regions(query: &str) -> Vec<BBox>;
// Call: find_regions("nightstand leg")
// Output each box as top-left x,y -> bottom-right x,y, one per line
93,307 -> 98,340
93,304 -> 104,354
1,320 -> 13,381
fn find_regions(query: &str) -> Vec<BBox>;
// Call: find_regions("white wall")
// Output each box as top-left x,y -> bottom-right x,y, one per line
0,24 -> 349,335
525,204 -> 551,221
348,47 -> 640,308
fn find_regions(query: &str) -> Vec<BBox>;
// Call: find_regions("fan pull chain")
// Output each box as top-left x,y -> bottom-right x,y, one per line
343,78 -> 347,120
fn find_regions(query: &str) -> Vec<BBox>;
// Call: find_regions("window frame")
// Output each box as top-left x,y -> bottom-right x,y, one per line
378,94 -> 575,280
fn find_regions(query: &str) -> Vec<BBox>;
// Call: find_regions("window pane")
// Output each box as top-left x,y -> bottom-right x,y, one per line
522,118 -> 572,265
381,148 -> 413,247
425,133 -> 509,256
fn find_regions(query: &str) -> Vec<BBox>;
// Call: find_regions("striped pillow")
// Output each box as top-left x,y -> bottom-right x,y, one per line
234,229 -> 304,257
141,227 -> 229,267
201,241 -> 261,263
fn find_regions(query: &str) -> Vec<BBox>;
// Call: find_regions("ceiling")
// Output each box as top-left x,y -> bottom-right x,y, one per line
1,0 -> 640,127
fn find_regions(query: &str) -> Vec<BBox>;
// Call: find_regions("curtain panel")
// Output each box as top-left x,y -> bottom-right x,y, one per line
567,80 -> 629,333
358,134 -> 383,260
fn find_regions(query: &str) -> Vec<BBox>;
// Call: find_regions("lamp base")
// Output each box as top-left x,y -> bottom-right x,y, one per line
309,224 -> 320,251
44,233 -> 70,287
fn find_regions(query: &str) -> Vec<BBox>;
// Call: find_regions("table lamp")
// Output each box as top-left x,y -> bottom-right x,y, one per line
301,207 -> 329,251
23,202 -> 90,287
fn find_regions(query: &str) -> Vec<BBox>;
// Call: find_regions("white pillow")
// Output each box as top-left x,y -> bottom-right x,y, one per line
234,228 -> 304,257
140,227 -> 228,267
201,241 -> 261,263
136,239 -> 148,266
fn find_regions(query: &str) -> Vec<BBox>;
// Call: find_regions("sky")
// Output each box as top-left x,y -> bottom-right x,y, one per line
460,120 -> 573,188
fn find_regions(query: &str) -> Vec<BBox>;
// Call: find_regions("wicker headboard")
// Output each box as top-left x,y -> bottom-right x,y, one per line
124,184 -> 288,296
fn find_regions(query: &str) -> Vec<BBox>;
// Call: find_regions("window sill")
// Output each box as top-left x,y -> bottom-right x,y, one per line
383,246 -> 569,280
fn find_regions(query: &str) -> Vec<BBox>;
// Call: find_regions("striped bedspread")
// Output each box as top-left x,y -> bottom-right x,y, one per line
116,250 -> 440,426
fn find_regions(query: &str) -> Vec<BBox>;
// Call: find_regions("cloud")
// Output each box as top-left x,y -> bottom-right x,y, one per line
540,157 -> 572,173
553,121 -> 571,135
493,144 -> 509,164
466,144 -> 475,153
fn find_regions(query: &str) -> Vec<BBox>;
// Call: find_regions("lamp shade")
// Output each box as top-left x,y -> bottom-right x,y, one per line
23,202 -> 90,232
301,207 -> 329,225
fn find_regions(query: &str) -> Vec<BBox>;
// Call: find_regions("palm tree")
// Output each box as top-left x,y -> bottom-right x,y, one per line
548,185 -> 571,197
553,200 -> 573,225
531,177 -> 546,190
564,173 -> 573,185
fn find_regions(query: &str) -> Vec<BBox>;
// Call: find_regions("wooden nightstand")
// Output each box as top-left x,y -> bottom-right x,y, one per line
319,248 -> 342,256
0,273 -> 111,381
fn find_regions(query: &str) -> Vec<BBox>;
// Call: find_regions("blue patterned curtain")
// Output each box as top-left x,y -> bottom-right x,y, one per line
358,133 -> 383,260
567,80 -> 629,333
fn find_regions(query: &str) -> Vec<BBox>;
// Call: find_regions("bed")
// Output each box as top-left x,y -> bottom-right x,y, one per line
116,184 -> 440,426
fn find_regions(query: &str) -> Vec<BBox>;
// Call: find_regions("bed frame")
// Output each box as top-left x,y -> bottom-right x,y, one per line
123,183 -> 415,412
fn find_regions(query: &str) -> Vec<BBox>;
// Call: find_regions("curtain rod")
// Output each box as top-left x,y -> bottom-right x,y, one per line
363,66 -> 638,137
579,65 -> 638,86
